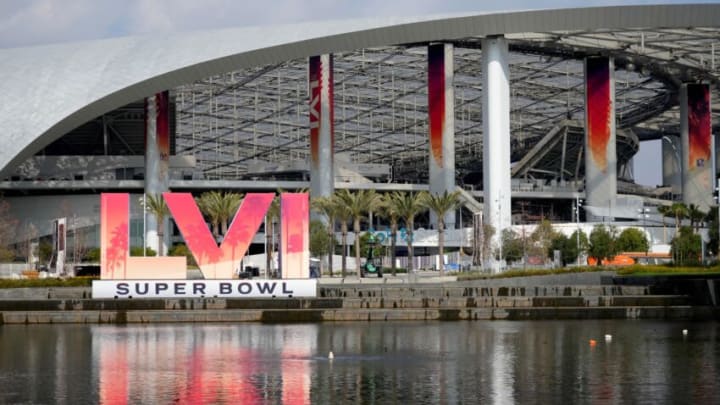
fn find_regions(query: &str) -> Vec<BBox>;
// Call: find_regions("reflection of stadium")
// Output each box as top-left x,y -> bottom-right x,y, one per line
1,4 -> 720,265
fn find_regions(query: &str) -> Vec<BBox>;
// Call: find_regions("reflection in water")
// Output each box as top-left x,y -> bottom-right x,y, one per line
0,321 -> 719,403
491,327 -> 516,405
95,325 -> 316,404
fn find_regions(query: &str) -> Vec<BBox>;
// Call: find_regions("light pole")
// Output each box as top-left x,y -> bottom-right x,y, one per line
716,179 -> 720,260
638,207 -> 651,257
495,194 -> 503,271
138,194 -> 146,256
574,197 -> 583,267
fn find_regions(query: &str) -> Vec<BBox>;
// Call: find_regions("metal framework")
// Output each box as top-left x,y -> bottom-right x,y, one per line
173,27 -> 720,185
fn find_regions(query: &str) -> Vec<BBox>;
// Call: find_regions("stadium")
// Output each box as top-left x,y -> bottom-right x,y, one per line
1,4 -> 719,275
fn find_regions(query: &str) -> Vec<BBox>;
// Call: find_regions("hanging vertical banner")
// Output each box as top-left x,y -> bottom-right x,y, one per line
308,54 -> 334,198
585,58 -> 613,173
156,90 -> 170,177
280,193 -> 309,279
584,56 -> 617,218
428,43 -> 447,169
681,83 -> 712,210
145,91 -> 170,191
427,43 -> 456,228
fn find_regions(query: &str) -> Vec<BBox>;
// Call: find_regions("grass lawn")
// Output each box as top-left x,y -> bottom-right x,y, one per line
0,277 -> 96,289
456,264 -> 720,281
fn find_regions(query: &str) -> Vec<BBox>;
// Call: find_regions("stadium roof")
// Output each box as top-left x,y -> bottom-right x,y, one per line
1,4 -> 720,183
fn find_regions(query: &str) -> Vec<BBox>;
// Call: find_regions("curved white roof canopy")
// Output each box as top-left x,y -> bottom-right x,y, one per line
1,4 -> 720,177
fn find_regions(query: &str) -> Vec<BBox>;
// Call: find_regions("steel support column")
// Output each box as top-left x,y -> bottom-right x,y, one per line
482,36 -> 511,273
662,135 -> 682,197
144,91 -> 170,255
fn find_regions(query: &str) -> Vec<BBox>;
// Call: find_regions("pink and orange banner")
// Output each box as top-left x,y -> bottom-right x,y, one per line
686,83 -> 711,172
428,44 -> 446,168
585,57 -> 612,173
155,90 -> 170,162
309,55 -> 333,169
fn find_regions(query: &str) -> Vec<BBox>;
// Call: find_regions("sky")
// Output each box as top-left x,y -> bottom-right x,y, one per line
2,0 -> 717,185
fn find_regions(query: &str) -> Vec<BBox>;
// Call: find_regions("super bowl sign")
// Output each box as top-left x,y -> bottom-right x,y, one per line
92,192 -> 317,299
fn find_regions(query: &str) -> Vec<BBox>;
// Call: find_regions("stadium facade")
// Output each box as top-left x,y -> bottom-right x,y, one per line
1,4 -> 719,271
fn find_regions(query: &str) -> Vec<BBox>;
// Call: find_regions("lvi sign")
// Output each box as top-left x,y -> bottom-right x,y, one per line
92,192 -> 317,299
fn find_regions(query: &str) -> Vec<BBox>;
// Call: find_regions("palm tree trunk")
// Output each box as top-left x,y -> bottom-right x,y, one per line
265,219 -> 272,277
157,216 -> 164,256
391,222 -> 397,276
341,222 -> 348,277
438,221 -> 445,277
327,223 -> 334,277
157,230 -> 164,256
354,218 -> 361,277
407,219 -> 414,273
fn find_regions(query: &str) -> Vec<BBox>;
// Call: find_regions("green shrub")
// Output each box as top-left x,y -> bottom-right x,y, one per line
168,243 -> 197,267
0,247 -> 14,262
0,277 -> 95,289
84,248 -> 100,262
130,246 -> 156,257
84,246 -> 158,261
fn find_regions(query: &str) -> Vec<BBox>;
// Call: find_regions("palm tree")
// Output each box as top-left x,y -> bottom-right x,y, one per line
265,195 -> 280,278
379,192 -> 402,276
670,202 -> 689,233
657,205 -> 671,243
392,191 -> 428,273
333,192 -> 352,277
196,191 -> 242,239
336,189 -> 383,277
217,192 -> 242,235
421,190 -> 461,276
196,191 -> 223,239
687,203 -> 706,233
312,195 -> 338,277
145,193 -> 170,256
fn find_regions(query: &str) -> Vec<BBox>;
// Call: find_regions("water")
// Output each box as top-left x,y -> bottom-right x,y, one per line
0,320 -> 719,404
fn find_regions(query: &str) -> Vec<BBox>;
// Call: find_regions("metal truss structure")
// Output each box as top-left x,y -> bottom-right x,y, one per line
173,27 -> 720,186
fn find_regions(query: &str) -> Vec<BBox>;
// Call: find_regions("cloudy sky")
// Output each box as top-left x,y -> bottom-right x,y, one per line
2,0 -> 716,184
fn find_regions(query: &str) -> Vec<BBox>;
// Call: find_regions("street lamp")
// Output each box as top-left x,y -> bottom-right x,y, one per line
574,197 -> 583,266
495,194 -> 503,271
638,207 -> 651,256
138,194 -> 146,256
716,179 -> 720,260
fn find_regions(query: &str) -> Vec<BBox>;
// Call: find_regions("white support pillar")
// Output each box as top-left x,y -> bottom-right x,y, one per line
428,43 -> 456,229
144,91 -> 170,255
482,36 -> 511,273
681,83 -> 713,211
309,54 -> 334,200
662,135 -> 682,197
584,56 -> 617,221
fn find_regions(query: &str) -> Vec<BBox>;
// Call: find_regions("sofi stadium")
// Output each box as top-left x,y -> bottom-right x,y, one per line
1,4 -> 720,275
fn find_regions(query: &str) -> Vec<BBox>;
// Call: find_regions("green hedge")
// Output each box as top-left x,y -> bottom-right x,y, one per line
0,277 -> 96,289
